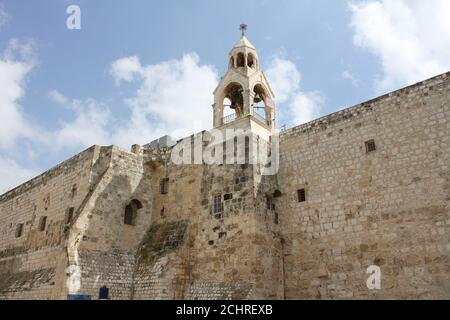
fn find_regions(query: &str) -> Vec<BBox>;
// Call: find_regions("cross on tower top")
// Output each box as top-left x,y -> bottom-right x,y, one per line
239,24 -> 248,36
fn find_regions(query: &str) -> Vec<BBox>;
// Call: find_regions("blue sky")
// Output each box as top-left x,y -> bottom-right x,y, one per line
1,0 -> 450,192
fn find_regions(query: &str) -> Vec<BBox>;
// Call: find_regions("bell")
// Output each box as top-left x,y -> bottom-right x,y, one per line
254,93 -> 263,104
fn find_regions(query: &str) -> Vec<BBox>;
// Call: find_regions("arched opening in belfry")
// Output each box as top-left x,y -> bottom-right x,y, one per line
253,84 -> 268,122
223,83 -> 244,123
229,56 -> 235,68
247,53 -> 255,68
223,98 -> 234,116
236,53 -> 245,67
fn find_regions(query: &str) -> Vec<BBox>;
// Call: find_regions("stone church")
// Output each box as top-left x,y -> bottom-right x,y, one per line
0,33 -> 449,300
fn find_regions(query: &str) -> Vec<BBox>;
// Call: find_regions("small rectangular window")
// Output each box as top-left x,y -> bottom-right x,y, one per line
15,223 -> 24,238
71,184 -> 77,199
212,194 -> 223,214
38,216 -> 47,231
224,193 -> 233,201
160,178 -> 169,194
365,139 -> 376,153
266,195 -> 274,210
65,207 -> 74,224
297,189 -> 306,203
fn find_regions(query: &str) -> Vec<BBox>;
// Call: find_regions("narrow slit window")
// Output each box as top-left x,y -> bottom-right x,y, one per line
266,195 -> 274,210
124,205 -> 134,225
71,184 -> 77,199
160,178 -> 169,194
15,223 -> 24,238
65,207 -> 74,224
38,216 -> 47,231
297,189 -> 306,203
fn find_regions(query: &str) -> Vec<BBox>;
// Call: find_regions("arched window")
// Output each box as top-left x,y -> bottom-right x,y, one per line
247,53 -> 255,68
236,53 -> 245,67
124,199 -> 142,226
253,84 -> 267,104
253,84 -> 268,122
223,98 -> 234,116
223,83 -> 244,122
229,56 -> 235,68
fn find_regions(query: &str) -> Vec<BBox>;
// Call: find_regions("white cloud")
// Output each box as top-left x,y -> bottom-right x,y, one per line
266,57 -> 323,126
265,58 -> 300,103
110,56 -> 142,85
291,91 -> 324,125
350,0 -> 450,93
0,39 -> 42,194
110,53 -> 218,146
0,155 -> 39,193
0,39 -> 36,149
0,4 -> 9,29
48,90 -> 112,149
54,100 -> 111,149
44,53 -> 218,149
342,70 -> 360,87
48,89 -> 68,105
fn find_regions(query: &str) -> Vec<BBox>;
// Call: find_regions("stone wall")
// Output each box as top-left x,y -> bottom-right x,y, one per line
65,145 -> 150,300
277,72 -> 450,299
0,146 -> 107,299
133,220 -> 189,299
0,139 -> 279,300
0,71 -> 448,300
130,137 -> 283,299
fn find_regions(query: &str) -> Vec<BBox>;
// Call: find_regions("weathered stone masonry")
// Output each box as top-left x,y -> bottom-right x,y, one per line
0,35 -> 449,300
0,146 -> 109,299
278,72 -> 450,299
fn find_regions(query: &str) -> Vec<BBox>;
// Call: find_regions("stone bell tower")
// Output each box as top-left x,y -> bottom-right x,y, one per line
208,26 -> 284,299
212,25 -> 276,134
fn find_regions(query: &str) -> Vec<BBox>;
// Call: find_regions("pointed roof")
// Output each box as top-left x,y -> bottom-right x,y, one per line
232,35 -> 256,50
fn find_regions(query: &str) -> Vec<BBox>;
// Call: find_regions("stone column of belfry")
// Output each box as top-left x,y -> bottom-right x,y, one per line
243,89 -> 254,117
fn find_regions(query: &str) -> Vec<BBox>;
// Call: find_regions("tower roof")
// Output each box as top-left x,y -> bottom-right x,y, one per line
232,35 -> 256,50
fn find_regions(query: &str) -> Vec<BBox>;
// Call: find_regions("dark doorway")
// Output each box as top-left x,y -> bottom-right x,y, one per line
99,286 -> 109,300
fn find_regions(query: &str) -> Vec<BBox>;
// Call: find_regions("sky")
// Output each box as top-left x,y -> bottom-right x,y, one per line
0,0 -> 450,192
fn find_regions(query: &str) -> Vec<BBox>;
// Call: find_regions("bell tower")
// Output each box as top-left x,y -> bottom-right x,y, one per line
212,25 -> 276,132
